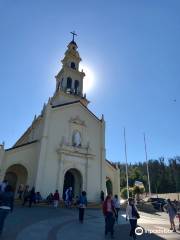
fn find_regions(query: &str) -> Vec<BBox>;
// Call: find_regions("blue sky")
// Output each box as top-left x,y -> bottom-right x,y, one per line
0,0 -> 180,164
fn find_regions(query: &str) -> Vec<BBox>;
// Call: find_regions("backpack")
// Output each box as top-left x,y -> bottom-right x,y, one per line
132,205 -> 140,219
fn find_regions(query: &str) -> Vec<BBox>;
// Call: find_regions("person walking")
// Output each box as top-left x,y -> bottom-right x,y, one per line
29,187 -> 36,208
113,195 -> 121,223
166,199 -> 177,232
0,185 -> 14,235
126,198 -> 140,240
103,193 -> 116,239
53,190 -> 60,208
78,191 -> 87,223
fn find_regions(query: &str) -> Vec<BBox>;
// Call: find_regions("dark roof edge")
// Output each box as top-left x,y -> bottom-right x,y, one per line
106,159 -> 117,170
52,101 -> 101,122
13,115 -> 42,147
52,100 -> 80,109
80,103 -> 101,122
5,140 -> 38,152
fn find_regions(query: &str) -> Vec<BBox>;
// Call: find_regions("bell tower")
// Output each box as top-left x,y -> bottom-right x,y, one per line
52,32 -> 89,106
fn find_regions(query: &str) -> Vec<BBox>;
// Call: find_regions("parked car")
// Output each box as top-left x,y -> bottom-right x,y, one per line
147,197 -> 167,211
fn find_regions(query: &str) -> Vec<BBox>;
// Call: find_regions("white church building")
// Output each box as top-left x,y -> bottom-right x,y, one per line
0,36 -> 120,202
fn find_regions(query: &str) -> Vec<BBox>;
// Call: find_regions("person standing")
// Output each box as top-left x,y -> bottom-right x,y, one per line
46,193 -> 54,205
53,190 -> 60,208
64,188 -> 69,208
100,191 -> 105,203
176,200 -> 180,231
0,180 -> 8,193
103,193 -> 116,239
113,195 -> 121,223
0,185 -> 14,235
29,187 -> 36,208
166,199 -> 177,232
68,187 -> 73,207
17,184 -> 24,200
22,185 -> 30,206
36,192 -> 42,204
126,198 -> 140,240
78,191 -> 87,223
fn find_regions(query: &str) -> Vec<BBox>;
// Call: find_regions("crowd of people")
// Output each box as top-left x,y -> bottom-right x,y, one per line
0,180 -> 180,238
0,181 -> 141,239
0,180 -> 88,235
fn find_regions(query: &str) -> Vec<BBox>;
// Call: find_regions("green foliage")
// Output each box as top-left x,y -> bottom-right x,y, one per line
118,156 -> 180,194
133,185 -> 145,195
120,187 -> 133,199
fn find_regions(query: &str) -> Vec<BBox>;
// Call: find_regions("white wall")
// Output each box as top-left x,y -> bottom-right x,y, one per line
35,103 -> 105,201
105,162 -> 120,198
1,142 -> 39,189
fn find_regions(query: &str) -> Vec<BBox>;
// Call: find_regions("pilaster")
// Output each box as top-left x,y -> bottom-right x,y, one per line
35,101 -> 51,191
0,144 -> 5,181
100,115 -> 106,195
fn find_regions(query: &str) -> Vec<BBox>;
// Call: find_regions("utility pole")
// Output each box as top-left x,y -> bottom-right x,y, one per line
143,133 -> 151,197
124,128 -> 129,199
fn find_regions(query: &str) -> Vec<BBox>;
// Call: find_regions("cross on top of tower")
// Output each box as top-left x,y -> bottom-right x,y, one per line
70,31 -> 77,42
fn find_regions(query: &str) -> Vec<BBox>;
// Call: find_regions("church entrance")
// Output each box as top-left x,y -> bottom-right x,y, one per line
63,168 -> 82,199
4,164 -> 28,194
106,177 -> 113,195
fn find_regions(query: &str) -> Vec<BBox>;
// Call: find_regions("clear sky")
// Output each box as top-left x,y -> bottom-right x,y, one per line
0,0 -> 180,164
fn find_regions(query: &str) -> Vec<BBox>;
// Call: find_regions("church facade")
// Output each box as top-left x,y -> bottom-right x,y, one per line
0,37 -> 120,202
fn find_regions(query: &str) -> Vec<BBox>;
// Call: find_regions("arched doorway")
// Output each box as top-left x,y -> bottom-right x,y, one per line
63,168 -> 82,199
4,164 -> 28,193
106,177 -> 113,195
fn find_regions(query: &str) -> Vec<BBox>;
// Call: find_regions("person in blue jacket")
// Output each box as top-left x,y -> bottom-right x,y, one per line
78,191 -> 87,223
0,185 -> 14,235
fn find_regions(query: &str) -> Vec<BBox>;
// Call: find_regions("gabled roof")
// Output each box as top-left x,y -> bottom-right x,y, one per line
6,140 -> 38,152
12,100 -> 102,149
13,115 -> 42,147
106,159 -> 118,170
52,100 -> 101,122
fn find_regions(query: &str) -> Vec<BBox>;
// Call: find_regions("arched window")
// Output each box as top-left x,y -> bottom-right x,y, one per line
74,80 -> 79,95
71,62 -> 76,69
67,77 -> 72,92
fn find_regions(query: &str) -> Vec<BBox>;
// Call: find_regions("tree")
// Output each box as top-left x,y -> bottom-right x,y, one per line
119,156 -> 180,195
133,185 -> 145,202
120,187 -> 133,199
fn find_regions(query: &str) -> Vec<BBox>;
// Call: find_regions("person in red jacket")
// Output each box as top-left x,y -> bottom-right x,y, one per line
103,193 -> 116,239
53,190 -> 60,208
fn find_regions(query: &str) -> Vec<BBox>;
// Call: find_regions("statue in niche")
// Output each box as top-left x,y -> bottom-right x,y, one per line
72,131 -> 81,147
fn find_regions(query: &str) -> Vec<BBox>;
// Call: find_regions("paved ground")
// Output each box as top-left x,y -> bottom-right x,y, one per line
1,205 -> 180,240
